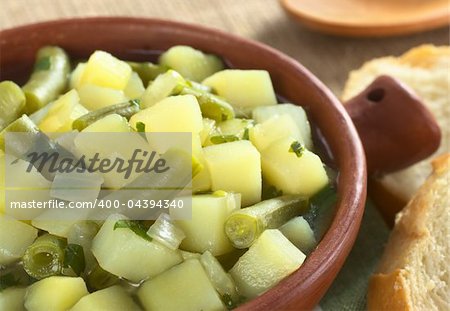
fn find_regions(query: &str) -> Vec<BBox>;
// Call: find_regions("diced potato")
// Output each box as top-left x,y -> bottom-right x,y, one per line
82,114 -> 131,133
202,70 -> 277,110
80,51 -> 131,90
229,229 -> 305,299
69,63 -> 86,90
70,285 -> 140,311
249,114 -> 302,151
39,90 -> 88,133
200,118 -> 216,146
0,215 -> 37,265
261,137 -> 328,197
124,72 -> 145,99
171,191 -> 240,256
0,287 -> 26,311
91,214 -> 183,283
138,259 -> 225,311
159,45 -> 224,82
130,95 -> 203,134
78,84 -> 127,111
204,140 -> 261,206
141,70 -> 185,108
279,216 -> 316,254
252,103 -> 313,150
24,276 -> 88,311
192,135 -> 211,192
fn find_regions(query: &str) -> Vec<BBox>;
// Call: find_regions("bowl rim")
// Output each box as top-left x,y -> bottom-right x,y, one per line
0,17 -> 367,310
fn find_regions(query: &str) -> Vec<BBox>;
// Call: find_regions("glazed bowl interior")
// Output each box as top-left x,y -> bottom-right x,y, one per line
0,17 -> 367,310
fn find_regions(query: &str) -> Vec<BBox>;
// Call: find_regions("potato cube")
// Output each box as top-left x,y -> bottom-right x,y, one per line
204,140 -> 261,206
159,45 -> 224,82
39,90 -> 88,133
124,72 -> 145,99
91,214 -> 183,283
280,216 -> 316,254
71,285 -> 140,311
229,229 -> 305,299
0,215 -> 38,265
24,276 -> 88,311
202,70 -> 277,109
130,95 -> 203,134
78,84 -> 127,111
171,191 -> 240,256
138,259 -> 225,311
250,114 -> 302,151
80,51 -> 131,90
261,137 -> 328,197
252,103 -> 313,150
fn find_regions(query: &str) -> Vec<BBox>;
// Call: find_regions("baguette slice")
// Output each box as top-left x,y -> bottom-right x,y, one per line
367,154 -> 450,311
342,45 -> 450,207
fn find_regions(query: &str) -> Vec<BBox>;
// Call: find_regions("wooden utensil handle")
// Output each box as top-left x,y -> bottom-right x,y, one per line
343,75 -> 441,175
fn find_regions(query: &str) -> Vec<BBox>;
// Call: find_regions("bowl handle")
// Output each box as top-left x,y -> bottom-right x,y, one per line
343,75 -> 441,175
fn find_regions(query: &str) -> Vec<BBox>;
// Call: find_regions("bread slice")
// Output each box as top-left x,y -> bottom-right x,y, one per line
367,154 -> 450,311
342,45 -> 450,204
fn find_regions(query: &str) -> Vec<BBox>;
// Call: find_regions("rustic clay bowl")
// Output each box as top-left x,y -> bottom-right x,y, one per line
0,18 -> 366,310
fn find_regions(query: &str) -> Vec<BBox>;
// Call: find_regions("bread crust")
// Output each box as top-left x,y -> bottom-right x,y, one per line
367,154 -> 450,311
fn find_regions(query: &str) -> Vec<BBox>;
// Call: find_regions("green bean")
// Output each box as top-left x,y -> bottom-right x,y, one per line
0,81 -> 26,131
86,264 -> 119,291
225,195 -> 308,249
22,46 -> 70,113
181,87 -> 235,122
0,114 -> 39,151
22,234 -> 66,280
72,99 -> 140,131
127,61 -> 167,86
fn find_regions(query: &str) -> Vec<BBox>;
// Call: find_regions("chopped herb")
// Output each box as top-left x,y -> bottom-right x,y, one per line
34,56 -> 51,71
114,220 -> 152,242
63,244 -> 86,276
136,122 -> 146,132
289,141 -> 305,158
0,273 -> 17,291
210,134 -> 240,144
242,128 -> 250,140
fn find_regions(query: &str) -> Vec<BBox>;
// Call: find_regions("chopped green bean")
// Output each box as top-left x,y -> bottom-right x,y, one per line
127,61 -> 167,86
72,99 -> 140,131
22,46 -> 70,113
225,195 -> 308,248
0,114 -> 39,151
22,234 -> 66,280
181,87 -> 235,122
0,81 -> 26,131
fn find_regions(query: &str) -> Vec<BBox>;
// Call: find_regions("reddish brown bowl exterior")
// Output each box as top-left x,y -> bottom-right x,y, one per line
0,18 -> 367,310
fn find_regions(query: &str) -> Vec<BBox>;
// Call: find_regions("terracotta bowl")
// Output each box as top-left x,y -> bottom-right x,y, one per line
0,18 -> 367,310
